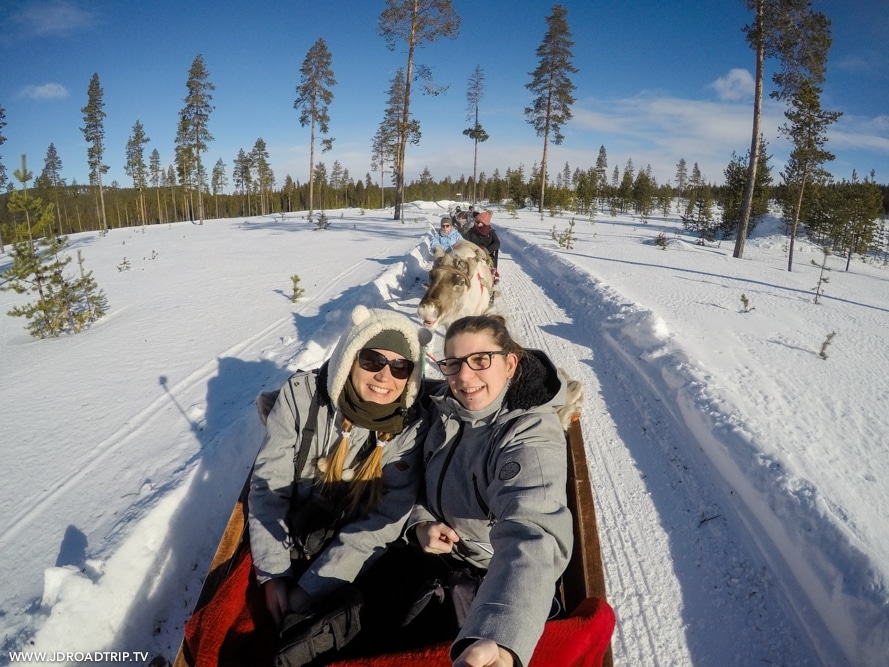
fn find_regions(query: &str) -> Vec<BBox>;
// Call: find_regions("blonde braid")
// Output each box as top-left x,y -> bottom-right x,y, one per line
317,418 -> 354,487
345,432 -> 391,514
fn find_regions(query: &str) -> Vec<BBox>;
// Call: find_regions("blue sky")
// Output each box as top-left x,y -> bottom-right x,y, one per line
1,0 -> 887,194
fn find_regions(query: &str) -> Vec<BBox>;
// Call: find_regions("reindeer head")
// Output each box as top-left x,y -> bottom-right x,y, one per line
417,254 -> 481,330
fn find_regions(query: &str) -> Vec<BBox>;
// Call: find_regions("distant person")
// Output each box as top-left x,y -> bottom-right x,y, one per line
462,210 -> 501,283
430,215 -> 463,254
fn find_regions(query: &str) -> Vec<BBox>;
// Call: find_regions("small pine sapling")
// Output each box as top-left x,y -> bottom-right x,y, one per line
550,225 -> 558,241
811,246 -> 832,304
314,212 -> 330,230
118,258 -> 132,272
557,219 -> 576,249
655,232 -> 667,249
291,275 -> 305,303
740,293 -> 755,313
505,200 -> 518,219
819,331 -> 836,360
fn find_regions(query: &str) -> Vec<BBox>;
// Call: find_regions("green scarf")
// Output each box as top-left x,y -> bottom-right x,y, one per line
339,377 -> 407,435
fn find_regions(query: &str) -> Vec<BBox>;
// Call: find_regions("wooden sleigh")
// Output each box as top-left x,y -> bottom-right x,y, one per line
173,403 -> 614,667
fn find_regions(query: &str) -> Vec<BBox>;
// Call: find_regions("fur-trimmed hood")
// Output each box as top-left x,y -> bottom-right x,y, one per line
326,305 -> 432,409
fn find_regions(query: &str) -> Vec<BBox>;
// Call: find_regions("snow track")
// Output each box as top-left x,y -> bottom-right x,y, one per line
493,229 -> 821,666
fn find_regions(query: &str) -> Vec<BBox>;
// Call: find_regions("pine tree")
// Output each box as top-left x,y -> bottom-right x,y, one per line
2,156 -> 107,337
462,65 -> 489,205
378,0 -> 461,221
372,68 -> 419,210
295,37 -> 336,217
149,149 -> 163,223
81,73 -> 109,232
125,120 -> 150,224
618,159 -> 634,213
595,146 -> 608,210
780,76 -> 841,271
0,104 -> 7,194
734,0 -> 832,259
38,143 -> 66,235
177,54 -> 215,225
211,158 -> 228,219
252,138 -> 273,215
0,105 -> 7,253
233,149 -> 253,216
525,4 -> 578,214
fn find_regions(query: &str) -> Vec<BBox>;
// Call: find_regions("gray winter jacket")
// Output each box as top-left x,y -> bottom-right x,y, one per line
248,364 -> 427,600
409,350 -> 574,667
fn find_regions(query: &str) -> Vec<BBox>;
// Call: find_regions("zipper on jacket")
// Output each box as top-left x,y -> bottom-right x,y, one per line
434,420 -> 465,520
471,473 -> 495,524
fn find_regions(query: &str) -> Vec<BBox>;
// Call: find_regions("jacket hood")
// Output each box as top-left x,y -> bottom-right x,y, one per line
326,305 -> 432,408
504,349 -> 563,412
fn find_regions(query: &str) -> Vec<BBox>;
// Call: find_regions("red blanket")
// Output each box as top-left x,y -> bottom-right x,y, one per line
182,548 -> 615,667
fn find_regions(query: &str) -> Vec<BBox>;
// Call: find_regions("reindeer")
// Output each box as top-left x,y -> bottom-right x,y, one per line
417,241 -> 494,330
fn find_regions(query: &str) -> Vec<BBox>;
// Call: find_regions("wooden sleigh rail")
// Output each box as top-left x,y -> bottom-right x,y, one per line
173,403 -> 613,667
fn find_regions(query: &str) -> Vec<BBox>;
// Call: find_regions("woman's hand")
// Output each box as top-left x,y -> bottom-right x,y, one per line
262,578 -> 290,624
415,521 -> 460,554
453,639 -> 514,667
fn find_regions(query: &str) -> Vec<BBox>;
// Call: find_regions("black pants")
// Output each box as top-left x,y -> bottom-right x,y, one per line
339,543 -> 461,658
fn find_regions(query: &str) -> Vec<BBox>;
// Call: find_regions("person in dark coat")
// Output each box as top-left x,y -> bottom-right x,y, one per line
462,210 -> 501,282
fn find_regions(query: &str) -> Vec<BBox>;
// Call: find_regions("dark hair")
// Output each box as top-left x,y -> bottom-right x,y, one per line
444,314 -> 525,376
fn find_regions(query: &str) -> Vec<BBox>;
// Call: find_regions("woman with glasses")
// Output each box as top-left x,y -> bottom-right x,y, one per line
431,214 -> 464,253
247,305 -> 430,630
408,314 -> 578,667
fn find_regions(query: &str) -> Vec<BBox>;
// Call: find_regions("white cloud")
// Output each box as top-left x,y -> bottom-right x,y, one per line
18,83 -> 69,100
13,1 -> 95,37
709,69 -> 755,102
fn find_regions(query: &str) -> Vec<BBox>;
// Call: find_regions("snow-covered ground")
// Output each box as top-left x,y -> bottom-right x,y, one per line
1,201 -> 886,667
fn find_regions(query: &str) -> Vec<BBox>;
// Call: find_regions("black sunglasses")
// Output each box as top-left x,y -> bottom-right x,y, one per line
357,348 -> 414,380
436,351 -> 508,376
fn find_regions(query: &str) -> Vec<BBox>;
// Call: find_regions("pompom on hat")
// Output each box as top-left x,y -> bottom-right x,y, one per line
326,305 -> 432,408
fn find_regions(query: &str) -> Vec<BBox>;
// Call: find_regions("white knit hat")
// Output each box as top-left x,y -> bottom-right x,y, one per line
327,305 -> 432,408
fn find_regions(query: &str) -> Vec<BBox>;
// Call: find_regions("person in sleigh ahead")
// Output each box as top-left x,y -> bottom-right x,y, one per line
247,305 -> 430,630
461,210 -> 501,283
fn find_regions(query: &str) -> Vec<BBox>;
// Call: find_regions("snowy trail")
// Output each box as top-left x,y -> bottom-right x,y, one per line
493,231 -> 820,666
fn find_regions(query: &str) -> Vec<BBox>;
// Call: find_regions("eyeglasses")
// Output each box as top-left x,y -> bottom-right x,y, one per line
357,349 -> 414,380
441,224 -> 451,228
436,351 -> 508,376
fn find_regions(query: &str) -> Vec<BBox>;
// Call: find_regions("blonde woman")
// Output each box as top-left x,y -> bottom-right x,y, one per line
248,305 -> 429,625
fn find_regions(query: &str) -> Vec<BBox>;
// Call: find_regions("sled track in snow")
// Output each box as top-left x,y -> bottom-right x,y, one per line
0,248 -> 411,554
492,229 -> 819,666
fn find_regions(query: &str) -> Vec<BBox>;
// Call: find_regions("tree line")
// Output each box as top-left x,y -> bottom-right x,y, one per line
2,1 -> 887,264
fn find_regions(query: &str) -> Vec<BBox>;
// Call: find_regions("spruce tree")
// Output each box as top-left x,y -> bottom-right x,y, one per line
81,73 -> 109,232
149,149 -> 163,223
177,54 -> 215,225
525,4 -> 577,214
378,0 -> 461,221
294,37 -> 336,217
462,65 -> 489,206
